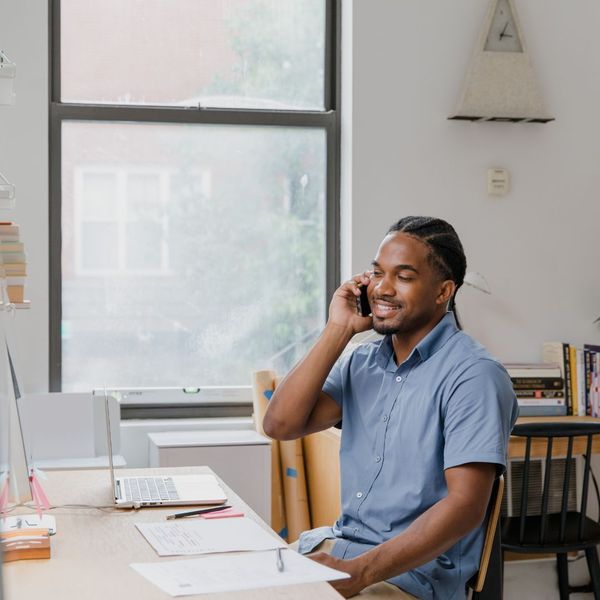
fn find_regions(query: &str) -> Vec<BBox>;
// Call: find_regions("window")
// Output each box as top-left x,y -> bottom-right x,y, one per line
50,0 -> 340,392
74,166 -> 172,275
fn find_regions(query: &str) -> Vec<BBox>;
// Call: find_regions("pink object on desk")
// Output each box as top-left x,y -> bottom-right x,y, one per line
201,508 -> 244,519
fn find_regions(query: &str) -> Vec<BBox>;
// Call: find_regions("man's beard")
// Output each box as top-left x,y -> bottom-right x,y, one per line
372,317 -> 405,336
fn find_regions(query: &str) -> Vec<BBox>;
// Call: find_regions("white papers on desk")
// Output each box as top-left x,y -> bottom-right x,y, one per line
131,548 -> 351,596
135,517 -> 286,556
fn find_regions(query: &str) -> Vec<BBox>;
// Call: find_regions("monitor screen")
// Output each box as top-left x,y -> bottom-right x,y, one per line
0,340 -> 11,510
0,333 -> 31,508
0,333 -> 10,594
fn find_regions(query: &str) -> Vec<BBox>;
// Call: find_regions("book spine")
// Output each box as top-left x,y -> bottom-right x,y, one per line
594,353 -> 600,418
515,390 -> 565,399
562,343 -> 573,415
589,350 -> 599,418
517,404 -> 568,417
511,378 -> 563,389
576,349 -> 586,416
585,349 -> 592,416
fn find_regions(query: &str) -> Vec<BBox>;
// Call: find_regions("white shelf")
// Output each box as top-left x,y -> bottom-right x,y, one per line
0,171 -> 15,208
0,49 -> 16,105
0,301 -> 31,310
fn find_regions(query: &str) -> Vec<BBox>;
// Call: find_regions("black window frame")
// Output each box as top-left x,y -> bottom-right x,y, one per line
48,0 -> 341,392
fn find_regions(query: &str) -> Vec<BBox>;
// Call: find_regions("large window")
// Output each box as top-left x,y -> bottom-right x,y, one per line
50,1 -> 340,392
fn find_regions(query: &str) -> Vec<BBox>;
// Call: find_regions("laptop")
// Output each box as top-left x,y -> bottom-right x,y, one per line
102,390 -> 228,507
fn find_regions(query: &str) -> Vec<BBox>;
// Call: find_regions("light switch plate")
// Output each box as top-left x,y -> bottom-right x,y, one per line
488,168 -> 509,196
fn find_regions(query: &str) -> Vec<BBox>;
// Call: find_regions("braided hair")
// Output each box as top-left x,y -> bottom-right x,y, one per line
387,216 -> 467,328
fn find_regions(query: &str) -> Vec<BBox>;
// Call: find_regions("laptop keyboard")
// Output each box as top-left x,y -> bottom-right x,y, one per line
122,477 -> 180,503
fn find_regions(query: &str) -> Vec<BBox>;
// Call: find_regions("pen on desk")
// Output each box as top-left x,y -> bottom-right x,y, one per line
166,505 -> 232,520
276,547 -> 284,572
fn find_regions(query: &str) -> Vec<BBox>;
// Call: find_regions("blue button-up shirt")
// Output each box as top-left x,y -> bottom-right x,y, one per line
299,312 -> 518,600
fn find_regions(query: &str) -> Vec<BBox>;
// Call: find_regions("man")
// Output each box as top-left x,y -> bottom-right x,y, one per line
263,216 -> 518,599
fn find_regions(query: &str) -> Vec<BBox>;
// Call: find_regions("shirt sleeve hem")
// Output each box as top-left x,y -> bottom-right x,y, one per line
322,382 -> 343,407
444,452 -> 507,472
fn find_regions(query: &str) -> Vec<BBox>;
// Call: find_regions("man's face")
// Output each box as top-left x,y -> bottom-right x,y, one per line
368,232 -> 451,336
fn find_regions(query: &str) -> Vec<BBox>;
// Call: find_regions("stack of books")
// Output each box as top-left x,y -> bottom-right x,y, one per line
0,221 -> 26,303
504,362 -> 566,416
542,342 -> 600,417
1,527 -> 51,561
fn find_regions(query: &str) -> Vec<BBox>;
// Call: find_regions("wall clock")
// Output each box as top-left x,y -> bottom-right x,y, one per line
449,0 -> 553,123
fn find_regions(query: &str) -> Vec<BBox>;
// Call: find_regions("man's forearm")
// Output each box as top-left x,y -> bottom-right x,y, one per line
352,493 -> 488,588
262,322 -> 352,439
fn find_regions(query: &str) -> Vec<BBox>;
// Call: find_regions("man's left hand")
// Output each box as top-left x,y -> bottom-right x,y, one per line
307,551 -> 368,598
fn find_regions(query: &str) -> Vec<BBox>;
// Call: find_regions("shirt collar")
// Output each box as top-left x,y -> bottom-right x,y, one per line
375,311 -> 460,368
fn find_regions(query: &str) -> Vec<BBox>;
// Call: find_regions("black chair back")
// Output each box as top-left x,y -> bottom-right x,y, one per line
510,422 -> 600,547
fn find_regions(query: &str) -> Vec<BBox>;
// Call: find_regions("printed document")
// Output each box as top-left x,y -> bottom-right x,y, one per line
135,516 -> 286,556
131,548 -> 350,596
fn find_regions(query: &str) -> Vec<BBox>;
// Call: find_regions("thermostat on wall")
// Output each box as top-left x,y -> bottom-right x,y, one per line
487,168 -> 509,196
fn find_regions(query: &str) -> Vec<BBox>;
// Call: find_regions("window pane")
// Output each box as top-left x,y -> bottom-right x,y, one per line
60,0 -> 326,110
80,223 -> 119,270
61,121 -> 327,389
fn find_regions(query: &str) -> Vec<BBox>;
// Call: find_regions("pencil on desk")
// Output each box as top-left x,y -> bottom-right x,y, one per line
166,505 -> 231,520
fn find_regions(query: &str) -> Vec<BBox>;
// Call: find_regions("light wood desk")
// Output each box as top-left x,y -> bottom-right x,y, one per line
4,467 -> 342,600
509,416 -> 600,459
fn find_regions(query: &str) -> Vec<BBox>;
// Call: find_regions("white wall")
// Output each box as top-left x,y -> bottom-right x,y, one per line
0,1 -> 49,392
349,0 -> 600,361
2,1 -> 600,390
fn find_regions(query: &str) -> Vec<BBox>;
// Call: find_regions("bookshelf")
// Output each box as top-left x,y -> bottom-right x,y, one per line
0,46 -> 32,514
0,50 -> 28,310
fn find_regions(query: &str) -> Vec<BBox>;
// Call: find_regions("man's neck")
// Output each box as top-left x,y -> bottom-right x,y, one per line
391,312 -> 447,365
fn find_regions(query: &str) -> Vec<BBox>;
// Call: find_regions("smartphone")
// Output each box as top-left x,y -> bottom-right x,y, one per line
358,284 -> 371,317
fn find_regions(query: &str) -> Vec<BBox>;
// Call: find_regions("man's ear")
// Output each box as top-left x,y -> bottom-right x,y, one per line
436,280 -> 456,305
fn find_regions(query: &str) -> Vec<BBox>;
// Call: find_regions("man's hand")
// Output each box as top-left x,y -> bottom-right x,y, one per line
307,552 -> 367,598
328,271 -> 373,336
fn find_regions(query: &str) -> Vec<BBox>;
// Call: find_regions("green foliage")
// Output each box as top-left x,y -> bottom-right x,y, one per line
166,1 -> 329,383
203,0 -> 325,109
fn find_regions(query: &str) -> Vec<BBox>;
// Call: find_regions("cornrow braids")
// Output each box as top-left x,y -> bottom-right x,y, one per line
387,216 -> 467,328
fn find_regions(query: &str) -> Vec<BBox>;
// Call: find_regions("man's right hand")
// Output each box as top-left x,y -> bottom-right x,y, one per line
327,271 -> 373,336
263,272 -> 373,441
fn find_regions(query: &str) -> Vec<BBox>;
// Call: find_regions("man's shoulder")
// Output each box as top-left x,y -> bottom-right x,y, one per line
444,330 -> 510,381
345,335 -> 387,360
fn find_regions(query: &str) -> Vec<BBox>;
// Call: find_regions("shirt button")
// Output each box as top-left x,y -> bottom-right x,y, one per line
396,376 -> 402,382
356,492 -> 363,499
375,456 -> 381,463
382,415 -> 388,422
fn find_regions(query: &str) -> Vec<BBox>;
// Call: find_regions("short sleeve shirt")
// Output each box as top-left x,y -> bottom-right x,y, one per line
299,312 -> 518,600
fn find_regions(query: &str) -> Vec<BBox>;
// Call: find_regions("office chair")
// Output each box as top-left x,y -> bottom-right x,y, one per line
501,422 -> 600,599
467,475 -> 504,600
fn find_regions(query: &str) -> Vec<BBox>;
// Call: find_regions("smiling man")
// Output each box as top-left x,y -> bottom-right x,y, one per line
263,216 -> 518,600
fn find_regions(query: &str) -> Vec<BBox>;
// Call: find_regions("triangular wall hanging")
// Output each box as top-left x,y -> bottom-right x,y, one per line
449,0 -> 554,123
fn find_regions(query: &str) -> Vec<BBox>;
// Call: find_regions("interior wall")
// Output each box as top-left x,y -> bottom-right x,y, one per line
349,0 -> 600,362
0,1 -> 49,392
2,1 -> 600,390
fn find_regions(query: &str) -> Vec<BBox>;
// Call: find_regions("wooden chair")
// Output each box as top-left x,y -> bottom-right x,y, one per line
501,422 -> 600,599
467,475 -> 505,600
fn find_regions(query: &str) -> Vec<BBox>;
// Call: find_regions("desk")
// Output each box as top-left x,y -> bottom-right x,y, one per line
510,416 -> 600,459
4,467 -> 342,600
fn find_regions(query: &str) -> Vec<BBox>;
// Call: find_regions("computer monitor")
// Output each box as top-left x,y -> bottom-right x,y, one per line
0,338 -> 11,508
5,345 -> 32,504
0,335 -> 31,506
0,330 -> 11,591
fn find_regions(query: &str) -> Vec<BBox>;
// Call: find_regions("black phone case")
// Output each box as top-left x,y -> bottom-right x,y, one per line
359,285 -> 371,317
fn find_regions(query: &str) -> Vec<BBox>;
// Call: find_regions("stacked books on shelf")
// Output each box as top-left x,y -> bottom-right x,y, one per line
504,362 -> 566,416
0,222 -> 26,304
542,341 -> 600,417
